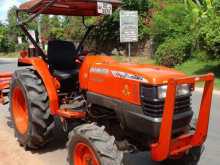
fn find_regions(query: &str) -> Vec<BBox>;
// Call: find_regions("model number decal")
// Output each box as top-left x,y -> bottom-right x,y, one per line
111,70 -> 148,82
90,67 -> 109,75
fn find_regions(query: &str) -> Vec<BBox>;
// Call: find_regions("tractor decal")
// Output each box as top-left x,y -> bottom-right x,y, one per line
111,70 -> 148,83
90,67 -> 109,75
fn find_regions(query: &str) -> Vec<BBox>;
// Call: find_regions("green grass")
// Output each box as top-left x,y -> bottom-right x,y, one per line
112,55 -> 155,64
0,52 -> 19,58
175,59 -> 220,89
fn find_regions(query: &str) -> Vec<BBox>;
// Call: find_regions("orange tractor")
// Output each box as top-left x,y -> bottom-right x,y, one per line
0,0 -> 215,165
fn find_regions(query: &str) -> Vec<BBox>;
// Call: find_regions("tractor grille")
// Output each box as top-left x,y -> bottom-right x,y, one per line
141,85 -> 192,118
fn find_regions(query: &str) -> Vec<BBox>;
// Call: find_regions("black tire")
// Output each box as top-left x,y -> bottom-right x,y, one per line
67,123 -> 124,165
162,146 -> 203,165
162,119 -> 203,165
9,68 -> 55,149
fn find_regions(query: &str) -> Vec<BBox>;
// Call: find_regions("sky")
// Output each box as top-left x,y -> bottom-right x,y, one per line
0,0 -> 26,23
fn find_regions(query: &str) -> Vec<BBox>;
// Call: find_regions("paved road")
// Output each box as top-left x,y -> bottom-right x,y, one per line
0,59 -> 219,165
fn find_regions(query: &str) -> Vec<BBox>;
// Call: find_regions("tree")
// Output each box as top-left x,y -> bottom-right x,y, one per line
0,24 -> 10,52
7,6 -> 37,51
92,0 -> 150,51
184,0 -> 216,29
63,16 -> 85,41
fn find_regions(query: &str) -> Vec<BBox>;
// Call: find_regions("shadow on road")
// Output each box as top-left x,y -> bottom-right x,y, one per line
6,116 -> 13,128
6,114 -> 160,165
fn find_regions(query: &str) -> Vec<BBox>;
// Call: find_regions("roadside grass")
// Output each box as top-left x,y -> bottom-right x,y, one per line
113,55 -> 220,89
112,55 -> 155,64
0,52 -> 19,58
175,59 -> 220,90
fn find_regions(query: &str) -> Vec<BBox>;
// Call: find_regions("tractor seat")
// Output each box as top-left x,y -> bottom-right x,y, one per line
47,40 -> 78,80
53,69 -> 78,80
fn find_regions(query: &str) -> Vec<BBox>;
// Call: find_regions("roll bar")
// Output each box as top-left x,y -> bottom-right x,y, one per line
16,0 -> 57,61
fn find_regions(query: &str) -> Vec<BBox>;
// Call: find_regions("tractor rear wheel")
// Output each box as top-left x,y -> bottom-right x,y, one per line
10,69 -> 55,149
67,123 -> 124,165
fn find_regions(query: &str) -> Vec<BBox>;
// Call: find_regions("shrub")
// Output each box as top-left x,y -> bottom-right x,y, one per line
15,43 -> 29,51
150,3 -> 192,48
155,35 -> 192,67
197,16 -> 220,58
192,50 -> 210,61
122,0 -> 149,15
213,0 -> 220,13
0,25 -> 8,52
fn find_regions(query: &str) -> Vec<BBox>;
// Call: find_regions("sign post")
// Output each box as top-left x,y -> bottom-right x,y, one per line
120,10 -> 138,58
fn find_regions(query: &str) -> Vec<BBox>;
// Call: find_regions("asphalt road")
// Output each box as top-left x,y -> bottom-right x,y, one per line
0,59 -> 219,165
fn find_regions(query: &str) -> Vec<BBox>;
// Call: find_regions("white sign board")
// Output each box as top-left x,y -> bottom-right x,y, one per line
17,37 -> 22,44
97,2 -> 112,15
120,10 -> 138,43
28,30 -> 36,48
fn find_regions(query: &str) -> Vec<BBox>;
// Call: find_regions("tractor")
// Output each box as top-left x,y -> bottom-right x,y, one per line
0,0 -> 215,165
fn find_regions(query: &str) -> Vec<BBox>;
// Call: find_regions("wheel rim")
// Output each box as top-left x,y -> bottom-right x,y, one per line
12,87 -> 29,134
74,143 -> 100,165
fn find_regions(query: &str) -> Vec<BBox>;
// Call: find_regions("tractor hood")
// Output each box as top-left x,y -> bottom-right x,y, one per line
108,62 -> 186,85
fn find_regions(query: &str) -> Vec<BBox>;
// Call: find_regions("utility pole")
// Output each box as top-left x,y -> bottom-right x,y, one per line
38,15 -> 42,48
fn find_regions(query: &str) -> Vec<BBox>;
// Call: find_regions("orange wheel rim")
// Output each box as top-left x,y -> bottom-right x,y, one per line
12,87 -> 29,134
74,143 -> 100,165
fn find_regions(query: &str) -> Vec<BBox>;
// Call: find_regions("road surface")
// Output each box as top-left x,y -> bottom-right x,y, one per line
0,59 -> 219,165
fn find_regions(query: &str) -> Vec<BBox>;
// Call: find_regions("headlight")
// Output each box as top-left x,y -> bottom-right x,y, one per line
157,84 -> 190,99
157,85 -> 168,99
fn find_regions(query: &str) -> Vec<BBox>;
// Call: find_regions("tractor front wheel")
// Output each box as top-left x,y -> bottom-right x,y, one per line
162,146 -> 203,165
67,123 -> 124,165
10,69 -> 55,149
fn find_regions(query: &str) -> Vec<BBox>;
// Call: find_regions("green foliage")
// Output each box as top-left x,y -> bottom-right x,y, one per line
184,0 -> 216,30
197,16 -> 220,57
6,6 -> 38,52
151,0 -> 220,65
62,17 -> 85,41
122,0 -> 149,15
92,11 -> 120,50
0,24 -> 10,52
93,0 -> 149,50
213,0 -> 220,11
15,43 -> 29,51
41,16 -> 64,40
1,0 -> 220,66
155,35 -> 192,67
192,50 -> 210,61
150,3 -> 191,47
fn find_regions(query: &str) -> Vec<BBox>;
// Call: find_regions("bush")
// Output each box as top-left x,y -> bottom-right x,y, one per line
197,17 -> 220,58
0,24 -> 10,52
213,0 -> 220,12
155,35 -> 192,67
150,3 -> 192,48
15,43 -> 29,51
122,0 -> 149,15
192,50 -> 210,61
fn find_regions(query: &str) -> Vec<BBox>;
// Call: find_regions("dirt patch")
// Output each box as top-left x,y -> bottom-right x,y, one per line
0,105 -> 45,165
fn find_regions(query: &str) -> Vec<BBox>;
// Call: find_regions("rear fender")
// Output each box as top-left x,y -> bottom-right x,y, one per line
23,57 -> 59,115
